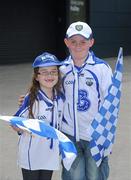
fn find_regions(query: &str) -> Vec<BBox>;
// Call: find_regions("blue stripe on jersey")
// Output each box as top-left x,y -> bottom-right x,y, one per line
38,89 -> 53,107
62,116 -> 68,124
73,78 -> 76,139
91,51 -> 110,68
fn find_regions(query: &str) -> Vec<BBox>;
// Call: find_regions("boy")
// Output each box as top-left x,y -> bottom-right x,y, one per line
60,21 -> 112,180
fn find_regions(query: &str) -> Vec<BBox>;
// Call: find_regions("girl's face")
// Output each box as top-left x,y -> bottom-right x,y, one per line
64,35 -> 94,62
36,66 -> 58,91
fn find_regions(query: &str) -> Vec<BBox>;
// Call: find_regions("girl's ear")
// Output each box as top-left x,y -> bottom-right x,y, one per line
35,76 -> 39,81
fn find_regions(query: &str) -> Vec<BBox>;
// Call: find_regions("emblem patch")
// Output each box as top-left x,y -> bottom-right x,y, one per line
86,78 -> 93,86
75,25 -> 83,31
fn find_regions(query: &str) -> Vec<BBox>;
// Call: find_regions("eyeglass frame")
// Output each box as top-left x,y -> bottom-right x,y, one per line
37,70 -> 58,76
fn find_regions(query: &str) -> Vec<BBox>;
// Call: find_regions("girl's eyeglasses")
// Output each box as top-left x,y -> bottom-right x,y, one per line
37,70 -> 58,76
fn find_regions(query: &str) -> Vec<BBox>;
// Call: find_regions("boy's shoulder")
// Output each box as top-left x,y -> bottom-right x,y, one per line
91,51 -> 109,67
59,57 -> 72,74
91,52 -> 108,65
60,57 -> 71,66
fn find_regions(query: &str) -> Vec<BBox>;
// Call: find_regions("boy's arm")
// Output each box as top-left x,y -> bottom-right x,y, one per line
18,95 -> 25,106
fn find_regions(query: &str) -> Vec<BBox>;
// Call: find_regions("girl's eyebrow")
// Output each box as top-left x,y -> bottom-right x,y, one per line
39,68 -> 58,71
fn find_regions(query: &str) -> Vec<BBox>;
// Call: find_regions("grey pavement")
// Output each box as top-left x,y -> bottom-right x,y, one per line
0,56 -> 131,180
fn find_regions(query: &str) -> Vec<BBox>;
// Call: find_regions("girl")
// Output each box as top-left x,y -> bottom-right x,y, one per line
13,52 -> 64,180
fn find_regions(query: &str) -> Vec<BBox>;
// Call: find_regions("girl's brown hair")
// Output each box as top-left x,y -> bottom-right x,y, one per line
28,67 -> 61,118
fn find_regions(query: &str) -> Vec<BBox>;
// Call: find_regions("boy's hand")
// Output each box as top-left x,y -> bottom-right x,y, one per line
18,95 -> 25,106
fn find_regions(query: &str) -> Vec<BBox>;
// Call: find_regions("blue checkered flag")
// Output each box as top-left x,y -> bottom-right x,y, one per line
0,115 -> 77,170
89,47 -> 123,167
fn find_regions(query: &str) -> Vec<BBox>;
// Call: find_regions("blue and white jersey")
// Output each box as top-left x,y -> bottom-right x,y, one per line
60,51 -> 112,141
15,89 -> 64,170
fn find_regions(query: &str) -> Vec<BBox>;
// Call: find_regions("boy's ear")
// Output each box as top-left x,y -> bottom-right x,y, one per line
89,38 -> 95,48
64,38 -> 69,48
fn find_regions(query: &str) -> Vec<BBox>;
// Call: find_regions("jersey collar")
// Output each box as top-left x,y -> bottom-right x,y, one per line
67,51 -> 95,67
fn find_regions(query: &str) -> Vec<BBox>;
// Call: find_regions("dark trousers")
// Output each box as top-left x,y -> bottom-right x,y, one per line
22,168 -> 53,180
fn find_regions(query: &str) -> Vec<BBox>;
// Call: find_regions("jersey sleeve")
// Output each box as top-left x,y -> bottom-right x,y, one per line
101,63 -> 113,98
57,93 -> 65,130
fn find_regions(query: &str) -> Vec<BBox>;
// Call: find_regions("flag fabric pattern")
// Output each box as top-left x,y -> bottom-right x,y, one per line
89,47 -> 123,167
0,115 -> 77,171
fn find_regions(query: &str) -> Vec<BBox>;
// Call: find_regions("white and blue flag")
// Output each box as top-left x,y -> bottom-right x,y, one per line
89,47 -> 123,167
0,115 -> 77,170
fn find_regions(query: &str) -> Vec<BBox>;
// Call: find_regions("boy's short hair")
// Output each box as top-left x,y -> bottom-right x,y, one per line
66,21 -> 93,39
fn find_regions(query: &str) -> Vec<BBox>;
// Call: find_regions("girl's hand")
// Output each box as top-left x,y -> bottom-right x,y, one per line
11,125 -> 23,133
11,125 -> 34,136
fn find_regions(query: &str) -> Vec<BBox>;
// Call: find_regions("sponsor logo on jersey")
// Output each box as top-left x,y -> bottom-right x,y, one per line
38,115 -> 47,120
65,80 -> 74,85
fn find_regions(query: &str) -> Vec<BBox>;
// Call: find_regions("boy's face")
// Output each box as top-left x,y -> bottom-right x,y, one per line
64,35 -> 94,62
